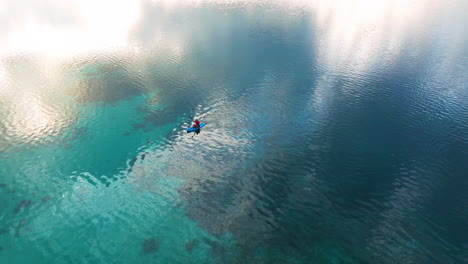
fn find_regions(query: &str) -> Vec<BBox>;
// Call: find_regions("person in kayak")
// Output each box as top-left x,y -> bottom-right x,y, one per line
188,118 -> 201,137
192,119 -> 201,129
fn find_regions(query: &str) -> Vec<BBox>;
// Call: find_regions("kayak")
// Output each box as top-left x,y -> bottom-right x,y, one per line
186,123 -> 206,132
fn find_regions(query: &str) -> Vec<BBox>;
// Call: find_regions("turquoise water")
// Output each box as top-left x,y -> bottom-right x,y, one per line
1,0 -> 467,263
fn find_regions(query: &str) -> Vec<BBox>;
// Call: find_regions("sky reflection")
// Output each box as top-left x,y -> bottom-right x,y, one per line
0,0 -> 464,151
1,0 -> 456,56
1,0 -> 141,54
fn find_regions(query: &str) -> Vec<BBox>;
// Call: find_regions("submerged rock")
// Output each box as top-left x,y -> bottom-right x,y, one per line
14,219 -> 29,238
143,238 -> 160,254
17,219 -> 28,227
185,239 -> 199,252
69,63 -> 144,104
129,157 -> 137,167
0,183 -> 6,188
14,200 -> 33,214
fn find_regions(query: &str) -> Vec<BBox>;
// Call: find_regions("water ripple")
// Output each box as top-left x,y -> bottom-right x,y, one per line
1,0 -> 467,263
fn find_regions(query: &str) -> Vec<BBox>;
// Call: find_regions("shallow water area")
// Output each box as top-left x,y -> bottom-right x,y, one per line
0,0 -> 467,263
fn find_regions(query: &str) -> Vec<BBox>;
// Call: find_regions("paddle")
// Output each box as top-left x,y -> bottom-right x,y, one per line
188,115 -> 194,127
187,115 -> 196,131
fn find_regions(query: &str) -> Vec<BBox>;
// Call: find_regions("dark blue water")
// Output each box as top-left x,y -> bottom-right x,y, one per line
0,0 -> 467,263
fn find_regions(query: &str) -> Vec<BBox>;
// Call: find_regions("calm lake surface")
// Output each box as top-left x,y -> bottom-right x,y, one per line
1,0 -> 467,263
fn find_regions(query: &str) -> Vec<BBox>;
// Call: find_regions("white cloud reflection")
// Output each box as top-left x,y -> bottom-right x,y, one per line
1,0 -> 141,55
310,0 -> 440,76
0,0 -> 456,60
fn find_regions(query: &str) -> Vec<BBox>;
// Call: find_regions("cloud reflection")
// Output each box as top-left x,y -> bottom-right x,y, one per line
1,0 -> 141,55
310,0 -> 439,77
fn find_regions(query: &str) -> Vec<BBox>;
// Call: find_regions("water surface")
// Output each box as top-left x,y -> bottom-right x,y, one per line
1,0 -> 467,263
